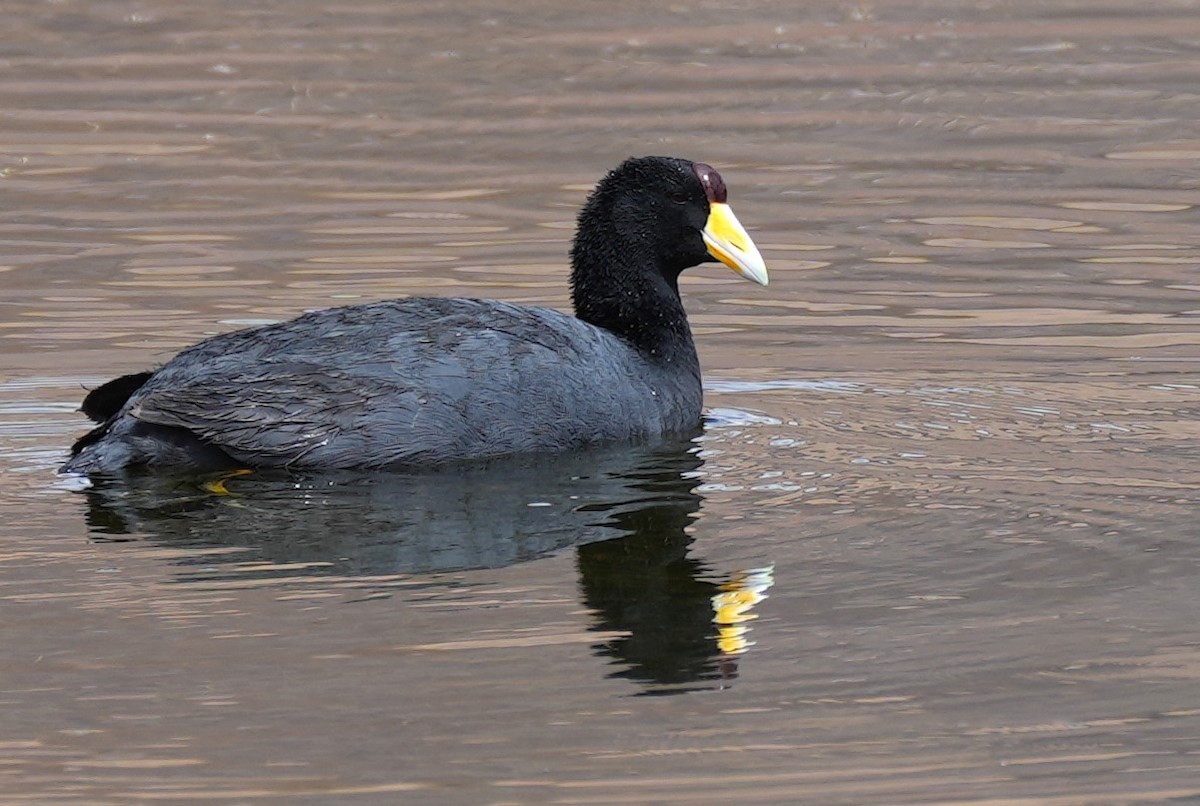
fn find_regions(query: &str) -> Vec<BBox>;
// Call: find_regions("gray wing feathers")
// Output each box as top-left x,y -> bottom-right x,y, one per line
118,299 -> 681,468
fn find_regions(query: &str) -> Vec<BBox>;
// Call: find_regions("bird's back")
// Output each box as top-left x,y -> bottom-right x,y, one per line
64,298 -> 703,472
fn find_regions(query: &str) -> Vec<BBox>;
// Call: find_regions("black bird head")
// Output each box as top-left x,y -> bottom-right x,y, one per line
572,156 -> 768,292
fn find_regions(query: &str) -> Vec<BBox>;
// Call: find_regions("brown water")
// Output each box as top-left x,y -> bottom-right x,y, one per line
3,0 -> 1200,802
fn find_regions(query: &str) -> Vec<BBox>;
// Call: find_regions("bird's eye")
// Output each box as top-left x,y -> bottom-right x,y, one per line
670,190 -> 689,204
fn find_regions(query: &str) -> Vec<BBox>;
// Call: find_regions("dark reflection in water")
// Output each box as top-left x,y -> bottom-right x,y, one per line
78,437 -> 771,693
578,490 -> 733,695
81,439 -> 704,577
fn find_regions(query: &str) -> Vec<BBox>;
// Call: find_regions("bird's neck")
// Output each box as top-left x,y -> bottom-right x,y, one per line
570,227 -> 698,367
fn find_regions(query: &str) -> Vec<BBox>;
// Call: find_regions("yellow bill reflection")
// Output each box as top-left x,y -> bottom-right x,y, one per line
712,564 -> 775,656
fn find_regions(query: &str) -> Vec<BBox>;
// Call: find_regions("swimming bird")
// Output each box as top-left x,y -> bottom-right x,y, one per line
61,156 -> 768,474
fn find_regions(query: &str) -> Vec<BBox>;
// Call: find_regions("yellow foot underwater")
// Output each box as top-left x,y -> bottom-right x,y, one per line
200,468 -> 254,495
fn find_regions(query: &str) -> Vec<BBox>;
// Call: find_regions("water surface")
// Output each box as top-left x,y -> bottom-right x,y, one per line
3,0 -> 1200,802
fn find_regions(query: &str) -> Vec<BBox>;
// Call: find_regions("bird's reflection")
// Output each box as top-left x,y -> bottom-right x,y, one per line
77,438 -> 771,693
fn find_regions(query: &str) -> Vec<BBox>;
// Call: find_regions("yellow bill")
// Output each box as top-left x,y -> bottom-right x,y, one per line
702,202 -> 769,286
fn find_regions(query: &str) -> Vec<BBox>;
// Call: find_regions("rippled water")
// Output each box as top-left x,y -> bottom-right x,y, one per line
3,0 -> 1200,801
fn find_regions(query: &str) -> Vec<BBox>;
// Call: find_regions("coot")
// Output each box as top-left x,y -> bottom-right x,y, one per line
61,156 -> 768,474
